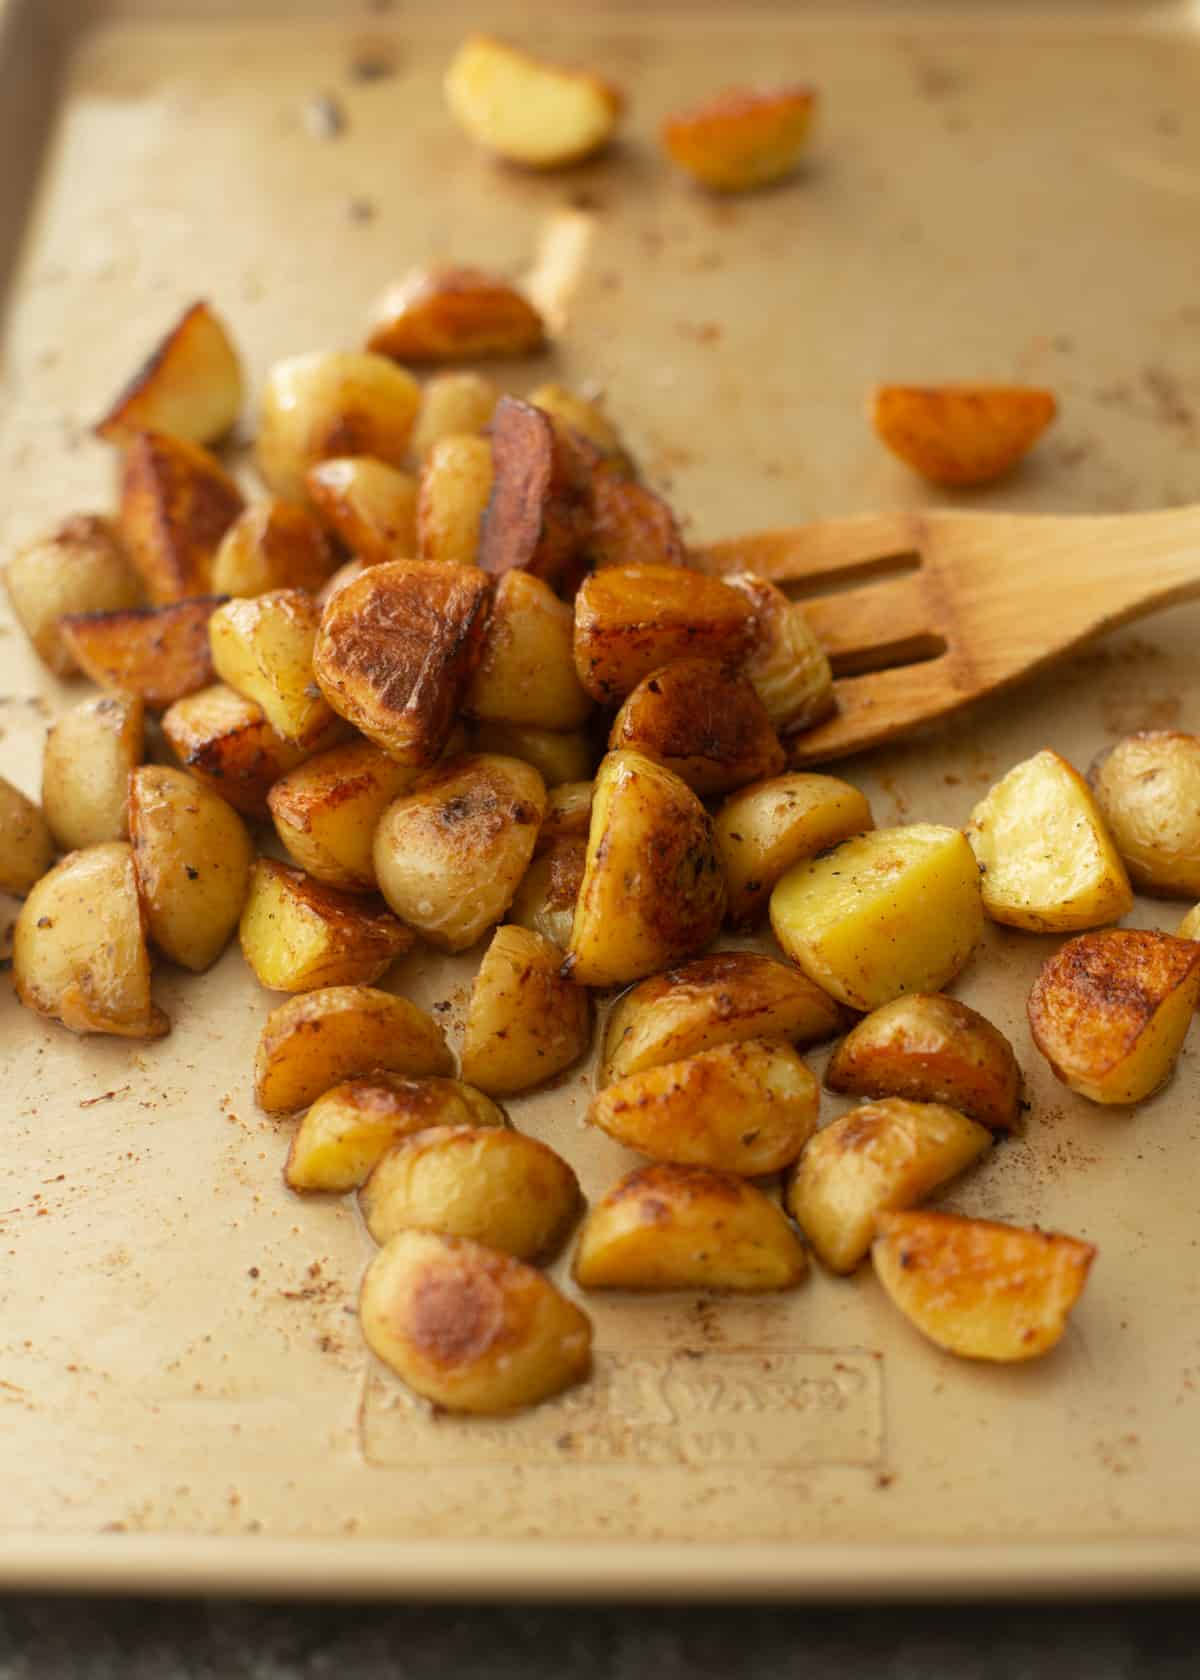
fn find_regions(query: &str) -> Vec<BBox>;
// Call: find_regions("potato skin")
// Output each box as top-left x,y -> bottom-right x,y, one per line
530,384 -> 633,473
42,694 -> 144,851
209,589 -> 334,747
460,924 -> 592,1094
367,267 -> 545,362
255,985 -> 453,1114
161,683 -> 312,819
573,564 -> 756,705
723,573 -> 835,737
60,596 -> 226,711
536,780 -> 593,851
871,385 -> 1057,488
256,351 -> 420,503
4,515 -> 142,676
119,430 -> 244,603
1088,732 -> 1200,898
239,857 -> 414,992
478,397 -> 593,597
507,836 -> 586,948
94,299 -> 242,448
715,771 -> 874,927
465,569 -> 593,730
306,458 -> 419,567
661,85 -> 816,192
268,738 -> 422,891
0,777 -> 55,896
211,499 -> 335,598
609,658 -> 785,796
587,467 -> 685,571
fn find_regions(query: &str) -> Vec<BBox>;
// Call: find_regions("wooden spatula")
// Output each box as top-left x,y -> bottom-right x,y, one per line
697,506 -> 1200,764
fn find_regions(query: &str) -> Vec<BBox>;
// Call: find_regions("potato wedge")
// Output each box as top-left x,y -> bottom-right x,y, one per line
587,468 -> 685,571
59,596 -> 225,710
507,836 -> 586,948
209,589 -> 334,746
255,985 -> 452,1114
119,430 -> 244,603
460,924 -> 591,1094
211,499 -> 334,598
873,1211 -> 1095,1362
286,1075 -> 507,1193
374,754 -> 545,951
161,684 -> 313,819
771,825 -> 984,1011
0,777 -> 55,896
314,559 -> 491,765
530,384 -> 634,474
715,772 -> 874,926
1088,732 -> 1200,898
1027,929 -> 1200,1105
445,33 -> 623,169
466,721 -> 593,788
565,750 -> 725,987
367,267 -> 545,362
411,372 -> 499,459
256,352 -> 420,503
871,384 -> 1057,488
662,85 -> 816,192
268,739 -> 420,891
360,1229 -> 592,1414
722,573 -> 835,737
95,299 -> 242,448
416,434 -> 494,567
600,950 -> 842,1086
826,995 -> 1022,1132
573,564 -> 756,704
536,780 -> 593,851
239,858 -> 414,992
42,694 -> 144,851
573,1163 -> 805,1292
464,569 -> 592,730
13,841 -> 168,1038
305,458 -> 419,567
591,1040 -> 819,1176
4,515 -> 142,677
478,397 -> 593,597
360,1126 -> 581,1259
967,749 -> 1133,932
609,658 -> 784,796
786,1098 -> 990,1273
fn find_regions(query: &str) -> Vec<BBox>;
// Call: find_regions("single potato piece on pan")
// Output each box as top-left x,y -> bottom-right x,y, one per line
42,694 -> 144,851
465,569 -> 593,730
1088,732 -> 1200,898
1027,929 -> 1200,1105
256,351 -> 420,504
573,564 -> 756,704
209,589 -> 334,747
722,573 -> 835,738
536,780 -> 593,851
416,434 -> 494,567
826,994 -> 1022,1132
871,384 -> 1057,488
785,1098 -> 991,1274
609,658 -> 785,797
771,825 -> 983,1011
715,771 -> 874,927
269,739 -> 421,891
573,1163 -> 806,1292
239,857 -> 414,992
662,85 -> 816,192
4,515 -> 142,676
445,33 -> 623,169
119,430 -> 244,602
211,499 -> 334,598
0,777 -> 55,896
255,985 -> 452,1114
367,267 -> 545,362
968,748 -> 1132,932
411,372 -> 499,459
873,1211 -> 1095,1362
506,836 -> 586,948
305,458 -> 419,567
60,596 -> 225,711
161,684 -> 313,820
466,721 -> 593,788
14,841 -> 168,1038
530,384 -> 634,474
478,397 -> 593,597
586,467 -> 686,572
460,924 -> 591,1094
95,299 -> 243,448
360,1229 -> 592,1414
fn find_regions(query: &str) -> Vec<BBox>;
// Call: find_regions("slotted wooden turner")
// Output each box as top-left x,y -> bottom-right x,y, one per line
697,505 -> 1200,764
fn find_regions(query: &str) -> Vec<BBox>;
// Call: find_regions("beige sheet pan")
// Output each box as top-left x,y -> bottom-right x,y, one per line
4,0 -> 1200,1600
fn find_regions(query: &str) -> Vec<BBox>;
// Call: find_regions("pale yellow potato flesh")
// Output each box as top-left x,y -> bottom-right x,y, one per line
40,694 -> 143,853
460,924 -> 591,1095
416,434 -> 494,567
529,383 -> 634,472
268,739 -> 421,892
305,458 -> 419,568
239,857 -> 414,992
256,351 -> 420,503
467,721 -> 593,788
94,299 -> 243,448
209,589 -> 334,746
1089,732 -> 1200,898
411,372 -> 499,459
1180,903 -> 1200,941
0,776 -> 55,896
445,34 -> 623,169
255,985 -> 453,1114
536,780 -> 593,851
286,1076 -> 507,1193
715,771 -> 874,926
464,569 -> 593,730
723,573 -> 835,737
506,836 -> 585,949
3,515 -> 142,676
211,499 -> 334,598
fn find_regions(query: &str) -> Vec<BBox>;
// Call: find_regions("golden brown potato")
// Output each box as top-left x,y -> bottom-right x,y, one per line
464,569 -> 592,730
316,558 -> 366,608
722,573 -> 835,737
609,658 -> 784,796
211,499 -> 335,598
591,1040 -> 819,1176
416,434 -> 494,567
94,299 -> 243,448
161,684 -> 314,819
239,858 -> 414,992
871,385 -> 1058,488
573,1163 -> 805,1292
460,924 -> 591,1094
256,352 -> 420,503
367,268 -> 545,362
968,749 -> 1133,932
873,1211 -> 1095,1362
565,750 -> 725,987
1027,929 -> 1200,1105
411,372 -> 499,459
0,777 -> 55,896
119,430 -> 244,603
268,739 -> 421,891
507,836 -> 586,948
42,694 -> 144,851
445,34 -> 623,169
305,458 -> 419,567
4,516 -> 142,676
255,985 -> 453,1114
360,1229 -> 592,1414
786,1098 -> 991,1274
373,754 -> 545,951
771,825 -> 984,1012
478,397 -> 593,596
661,85 -> 816,192
573,564 -> 756,704
360,1126 -> 581,1259
587,467 -> 686,571
127,765 -> 254,971
466,721 -> 593,788
209,589 -> 334,746
286,1075 -> 507,1193
601,951 -> 842,1086
715,772 -> 874,926
530,384 -> 634,474
313,559 -> 491,765
1088,732 -> 1200,898
59,596 -> 225,711
13,842 -> 168,1038
536,780 -> 593,851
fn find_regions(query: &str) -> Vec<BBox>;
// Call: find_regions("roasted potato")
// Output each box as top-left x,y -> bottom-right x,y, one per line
42,694 -> 144,851
565,750 -> 725,987
609,657 -> 784,796
119,430 -> 244,603
536,780 -> 593,851
13,842 -> 168,1038
722,573 -> 835,737
460,924 -> 591,1094
771,824 -> 984,1011
573,1163 -> 806,1292
464,569 -> 592,729
586,467 -> 686,571
313,559 -> 491,765
94,299 -> 242,448
826,994 -> 1022,1132
211,499 -> 335,597
360,1229 -> 592,1413
127,765 -> 254,971
256,351 -> 420,503
239,857 -> 414,992
59,596 -> 225,711
268,739 -> 421,891
1027,929 -> 1200,1105
445,33 -> 623,169
968,749 -> 1133,932
4,515 -> 142,676
530,384 -> 633,474
661,85 -> 816,192
286,1075 -> 507,1193
373,754 -> 545,951
715,771 -> 874,926
590,1040 -> 819,1175
601,950 -> 842,1086
366,267 -> 545,362
416,434 -> 494,567
573,564 -> 756,704
411,372 -> 499,459
1088,732 -> 1200,898
209,589 -> 334,746
317,558 -> 366,608
478,397 -> 593,596
507,836 -> 586,948
305,458 -> 419,567
161,683 -> 313,819
871,384 -> 1058,488
360,1126 -> 581,1259
786,1098 -> 991,1274
466,721 -> 593,787
873,1211 -> 1095,1362
0,777 -> 55,896
255,985 -> 453,1114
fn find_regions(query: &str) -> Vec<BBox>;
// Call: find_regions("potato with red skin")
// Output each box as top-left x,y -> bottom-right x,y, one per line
119,431 -> 244,603
871,385 -> 1057,488
478,397 -> 593,597
573,565 -> 756,705
367,268 -> 545,362
60,596 -> 226,711
609,657 -> 785,796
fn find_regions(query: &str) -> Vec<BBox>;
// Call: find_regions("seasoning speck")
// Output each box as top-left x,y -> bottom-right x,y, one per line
304,94 -> 346,140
